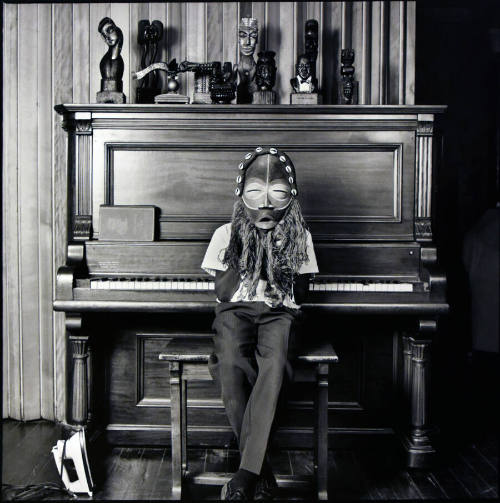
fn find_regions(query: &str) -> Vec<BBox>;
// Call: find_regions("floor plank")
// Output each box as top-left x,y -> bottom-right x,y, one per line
329,450 -> 374,500
407,469 -> 448,499
2,420 -> 498,501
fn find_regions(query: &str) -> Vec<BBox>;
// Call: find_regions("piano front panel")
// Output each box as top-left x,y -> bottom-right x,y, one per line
98,314 -> 398,446
92,126 -> 415,241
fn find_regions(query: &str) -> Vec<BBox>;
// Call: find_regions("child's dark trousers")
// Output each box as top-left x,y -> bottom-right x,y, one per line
209,301 -> 302,475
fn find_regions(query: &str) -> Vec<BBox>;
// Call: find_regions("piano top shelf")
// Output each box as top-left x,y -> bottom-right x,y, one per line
55,103 -> 447,117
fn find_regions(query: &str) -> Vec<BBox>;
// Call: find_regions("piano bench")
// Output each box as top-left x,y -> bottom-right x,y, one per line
159,338 -> 339,501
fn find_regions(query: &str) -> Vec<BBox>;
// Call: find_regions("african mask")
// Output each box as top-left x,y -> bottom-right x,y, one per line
235,147 -> 298,231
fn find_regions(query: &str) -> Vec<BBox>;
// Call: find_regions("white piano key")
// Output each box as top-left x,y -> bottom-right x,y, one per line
209,281 -> 215,290
332,283 -> 338,291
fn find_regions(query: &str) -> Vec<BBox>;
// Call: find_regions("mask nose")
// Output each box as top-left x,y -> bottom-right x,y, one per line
258,189 -> 274,210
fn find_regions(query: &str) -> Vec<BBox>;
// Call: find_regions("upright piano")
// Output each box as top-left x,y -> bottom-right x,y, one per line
54,104 -> 447,468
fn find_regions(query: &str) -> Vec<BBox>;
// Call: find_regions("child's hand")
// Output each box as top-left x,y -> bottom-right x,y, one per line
215,268 -> 241,302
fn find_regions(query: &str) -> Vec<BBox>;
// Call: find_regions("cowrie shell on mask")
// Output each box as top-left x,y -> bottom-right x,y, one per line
245,153 -> 252,159
236,175 -> 242,183
269,148 -> 277,154
285,165 -> 292,173
291,188 -> 297,196
255,147 -> 263,152
279,155 -> 286,162
235,188 -> 241,196
238,163 -> 244,170
288,177 -> 294,184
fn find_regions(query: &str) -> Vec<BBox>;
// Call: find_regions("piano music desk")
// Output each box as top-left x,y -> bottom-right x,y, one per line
159,338 -> 339,501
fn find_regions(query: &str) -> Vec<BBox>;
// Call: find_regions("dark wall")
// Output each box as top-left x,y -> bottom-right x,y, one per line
416,0 -> 499,437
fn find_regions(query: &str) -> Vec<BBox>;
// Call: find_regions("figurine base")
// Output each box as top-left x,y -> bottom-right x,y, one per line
136,88 -> 161,104
154,93 -> 190,104
290,93 -> 321,104
193,92 -> 213,104
96,91 -> 126,104
338,81 -> 359,104
252,90 -> 277,104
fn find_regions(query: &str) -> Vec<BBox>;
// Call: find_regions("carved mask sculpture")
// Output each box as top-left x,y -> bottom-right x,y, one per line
235,147 -> 298,231
238,18 -> 258,57
98,17 -> 122,48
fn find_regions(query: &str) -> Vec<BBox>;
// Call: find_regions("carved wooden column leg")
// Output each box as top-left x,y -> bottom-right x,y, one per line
405,320 -> 436,468
67,314 -> 89,427
169,361 -> 183,500
87,344 -> 94,424
314,362 -> 329,501
181,378 -> 188,474
402,334 -> 413,415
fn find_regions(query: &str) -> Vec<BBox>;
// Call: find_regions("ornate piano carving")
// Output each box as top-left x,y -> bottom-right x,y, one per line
54,104 -> 447,468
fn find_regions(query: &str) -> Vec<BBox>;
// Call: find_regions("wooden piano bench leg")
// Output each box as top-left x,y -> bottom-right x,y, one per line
169,361 -> 184,500
314,362 -> 330,501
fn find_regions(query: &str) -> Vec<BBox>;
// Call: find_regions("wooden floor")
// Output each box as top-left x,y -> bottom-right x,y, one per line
2,418 -> 497,500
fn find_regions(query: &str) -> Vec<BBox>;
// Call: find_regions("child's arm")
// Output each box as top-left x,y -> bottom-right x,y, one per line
214,268 -> 241,302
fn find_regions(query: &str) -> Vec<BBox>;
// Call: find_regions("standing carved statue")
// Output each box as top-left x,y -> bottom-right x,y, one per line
253,51 -> 277,104
96,17 -> 126,104
304,19 -> 319,81
339,49 -> 358,105
136,20 -> 164,103
290,20 -> 320,104
234,17 -> 259,104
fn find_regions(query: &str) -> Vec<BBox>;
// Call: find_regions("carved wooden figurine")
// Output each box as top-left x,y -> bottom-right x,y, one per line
290,19 -> 321,104
339,49 -> 359,105
96,17 -> 126,104
253,51 -> 277,104
235,17 -> 259,104
136,20 -> 164,103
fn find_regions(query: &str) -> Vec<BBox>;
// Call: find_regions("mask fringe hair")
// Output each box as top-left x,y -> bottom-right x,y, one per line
222,198 -> 309,305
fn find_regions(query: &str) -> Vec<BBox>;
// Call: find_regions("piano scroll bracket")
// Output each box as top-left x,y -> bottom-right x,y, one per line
419,247 -> 447,298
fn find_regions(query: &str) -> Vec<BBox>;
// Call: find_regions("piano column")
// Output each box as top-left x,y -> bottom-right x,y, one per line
406,320 -> 436,468
66,313 -> 90,427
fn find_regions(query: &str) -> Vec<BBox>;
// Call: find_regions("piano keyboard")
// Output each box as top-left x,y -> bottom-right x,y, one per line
89,278 -> 413,293
309,281 -> 413,292
90,278 -> 215,290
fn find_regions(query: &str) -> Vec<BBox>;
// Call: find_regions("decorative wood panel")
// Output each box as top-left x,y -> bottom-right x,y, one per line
2,1 -> 416,421
52,3 -> 73,423
3,3 -> 21,419
38,3 -> 55,420
102,317 -> 397,445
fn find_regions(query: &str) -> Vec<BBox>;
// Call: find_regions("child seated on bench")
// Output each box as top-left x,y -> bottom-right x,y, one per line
201,148 -> 318,500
